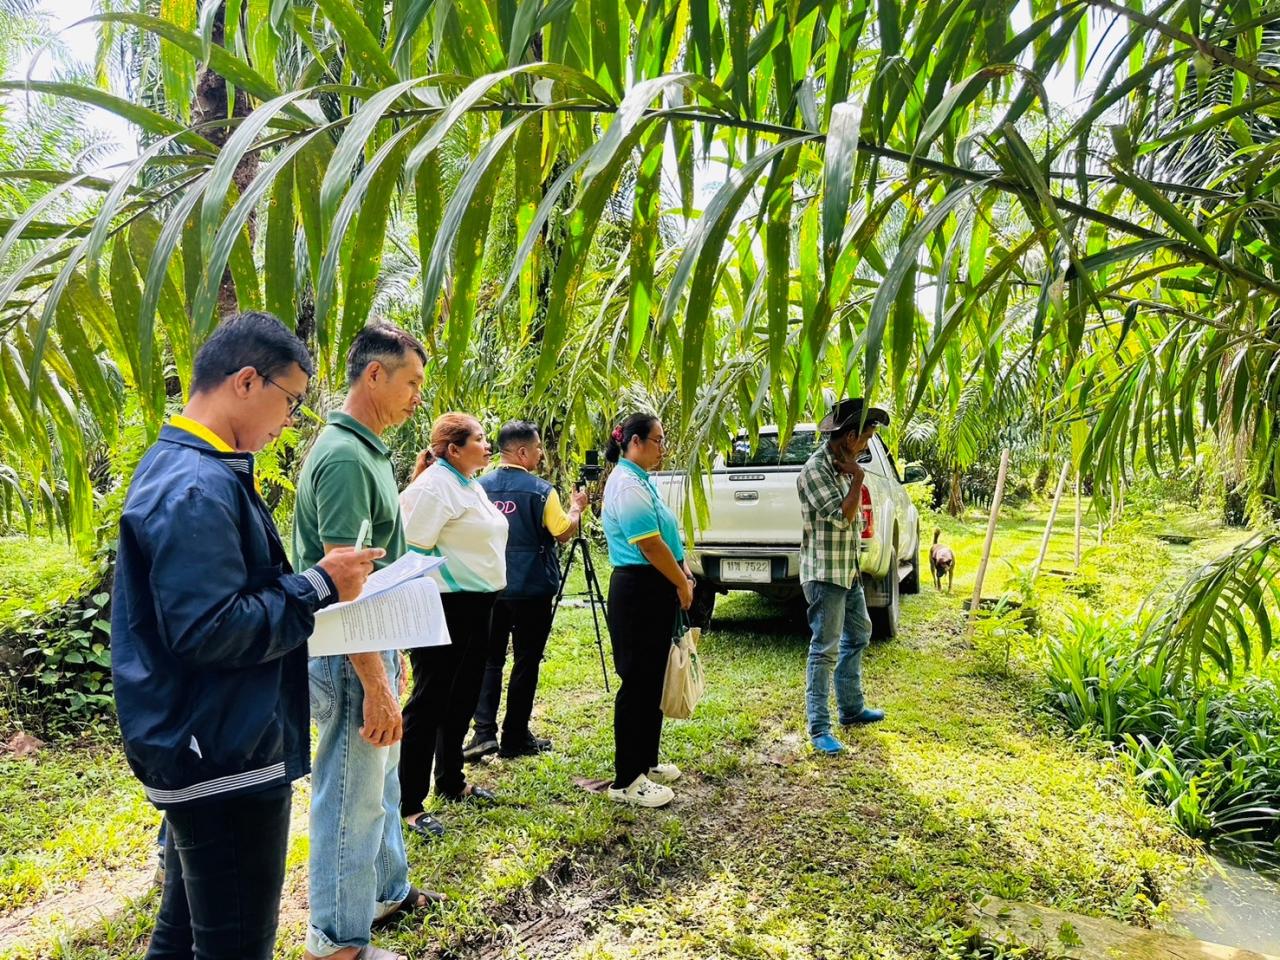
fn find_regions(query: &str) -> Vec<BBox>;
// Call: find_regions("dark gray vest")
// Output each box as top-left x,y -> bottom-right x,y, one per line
478,467 -> 560,598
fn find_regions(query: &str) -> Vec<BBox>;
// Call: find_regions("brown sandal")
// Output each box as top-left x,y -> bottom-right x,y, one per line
372,885 -> 447,929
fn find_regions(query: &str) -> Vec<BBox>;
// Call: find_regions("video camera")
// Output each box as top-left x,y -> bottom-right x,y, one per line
577,449 -> 604,488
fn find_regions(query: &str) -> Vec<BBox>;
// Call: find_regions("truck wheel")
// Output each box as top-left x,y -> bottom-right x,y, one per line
901,527 -> 921,595
869,549 -> 900,639
689,582 -> 717,631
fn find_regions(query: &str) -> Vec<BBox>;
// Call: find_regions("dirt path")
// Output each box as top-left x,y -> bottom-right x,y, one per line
0,865 -> 153,956
0,722 -> 810,959
447,750 -> 806,960
427,619 -> 1200,959
0,788 -> 313,957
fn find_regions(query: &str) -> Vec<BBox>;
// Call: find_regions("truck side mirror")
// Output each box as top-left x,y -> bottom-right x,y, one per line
902,464 -> 930,484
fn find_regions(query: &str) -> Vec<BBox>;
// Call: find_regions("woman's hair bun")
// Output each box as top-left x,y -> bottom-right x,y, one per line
412,448 -> 436,480
605,413 -> 659,464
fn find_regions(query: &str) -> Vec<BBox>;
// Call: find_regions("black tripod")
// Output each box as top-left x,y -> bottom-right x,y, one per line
552,497 -> 612,691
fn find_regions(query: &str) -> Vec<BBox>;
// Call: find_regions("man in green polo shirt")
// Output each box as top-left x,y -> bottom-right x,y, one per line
294,324 -> 438,960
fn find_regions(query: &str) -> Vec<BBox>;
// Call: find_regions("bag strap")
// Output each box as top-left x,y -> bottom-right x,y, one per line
672,610 -> 690,641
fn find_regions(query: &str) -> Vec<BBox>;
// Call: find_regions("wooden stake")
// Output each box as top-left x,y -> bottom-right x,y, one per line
966,447 -> 1010,640
1032,460 -> 1070,581
1073,474 -> 1082,569
1098,482 -> 1106,545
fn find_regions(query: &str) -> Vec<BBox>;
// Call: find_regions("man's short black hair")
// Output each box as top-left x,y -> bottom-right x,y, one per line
190,312 -> 314,395
498,420 -> 540,451
346,323 -> 427,387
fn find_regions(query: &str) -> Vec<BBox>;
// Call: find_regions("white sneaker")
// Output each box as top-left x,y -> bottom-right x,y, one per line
647,763 -> 682,784
607,774 -> 674,808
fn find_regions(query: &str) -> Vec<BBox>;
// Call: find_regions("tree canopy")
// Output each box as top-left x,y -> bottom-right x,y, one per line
1,0 -> 1278,679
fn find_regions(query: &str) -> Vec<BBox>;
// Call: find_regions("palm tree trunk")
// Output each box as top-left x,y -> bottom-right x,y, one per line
192,2 -> 257,320
947,468 -> 964,516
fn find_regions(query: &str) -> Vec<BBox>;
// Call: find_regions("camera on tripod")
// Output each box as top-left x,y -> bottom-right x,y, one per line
577,449 -> 604,487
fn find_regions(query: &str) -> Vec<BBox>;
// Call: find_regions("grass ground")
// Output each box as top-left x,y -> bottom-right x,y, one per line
0,503 -> 1241,959
0,536 -> 85,627
0,748 -> 154,914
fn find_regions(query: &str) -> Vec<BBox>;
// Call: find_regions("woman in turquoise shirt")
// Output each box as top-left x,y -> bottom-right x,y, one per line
600,412 -> 693,809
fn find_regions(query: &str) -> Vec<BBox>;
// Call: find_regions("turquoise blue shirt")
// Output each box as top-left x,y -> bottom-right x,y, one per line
602,457 -> 685,567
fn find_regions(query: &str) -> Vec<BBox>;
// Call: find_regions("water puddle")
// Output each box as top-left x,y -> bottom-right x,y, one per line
1170,854 -> 1280,954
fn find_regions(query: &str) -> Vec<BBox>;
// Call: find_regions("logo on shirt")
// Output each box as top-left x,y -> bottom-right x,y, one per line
492,500 -> 518,515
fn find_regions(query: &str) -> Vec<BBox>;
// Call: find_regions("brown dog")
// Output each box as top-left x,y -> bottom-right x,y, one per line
929,529 -> 955,591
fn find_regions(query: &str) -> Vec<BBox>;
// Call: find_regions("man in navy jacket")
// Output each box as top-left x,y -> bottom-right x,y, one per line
111,312 -> 382,960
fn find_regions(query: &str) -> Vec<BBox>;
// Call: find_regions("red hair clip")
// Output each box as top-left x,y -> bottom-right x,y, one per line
612,425 -> 624,443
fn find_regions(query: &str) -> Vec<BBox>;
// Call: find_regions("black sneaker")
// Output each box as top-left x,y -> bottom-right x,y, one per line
498,734 -> 552,758
463,735 -> 499,762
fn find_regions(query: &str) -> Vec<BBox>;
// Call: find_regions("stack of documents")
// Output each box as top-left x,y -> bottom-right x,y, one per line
307,552 -> 452,657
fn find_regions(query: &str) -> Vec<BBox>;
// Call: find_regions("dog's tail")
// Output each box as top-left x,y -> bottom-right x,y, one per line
933,527 -> 941,544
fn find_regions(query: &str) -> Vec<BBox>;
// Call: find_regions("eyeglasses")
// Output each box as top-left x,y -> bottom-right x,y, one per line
648,434 -> 667,447
262,374 -> 306,417
225,368 -> 307,417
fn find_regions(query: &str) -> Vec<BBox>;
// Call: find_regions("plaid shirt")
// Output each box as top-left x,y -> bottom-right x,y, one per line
798,443 -> 861,587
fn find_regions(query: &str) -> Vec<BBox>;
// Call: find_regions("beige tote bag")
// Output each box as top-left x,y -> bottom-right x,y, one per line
661,614 -> 705,719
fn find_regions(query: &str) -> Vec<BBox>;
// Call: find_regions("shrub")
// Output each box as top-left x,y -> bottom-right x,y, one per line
972,600 -> 1035,678
907,477 -> 936,516
1044,607 -> 1280,866
969,566 -> 1044,677
0,544 -> 115,738
0,536 -> 92,627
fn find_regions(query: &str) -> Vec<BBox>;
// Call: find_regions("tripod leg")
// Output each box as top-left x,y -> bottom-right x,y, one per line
552,537 -> 578,616
579,543 -> 603,611
579,546 -> 611,693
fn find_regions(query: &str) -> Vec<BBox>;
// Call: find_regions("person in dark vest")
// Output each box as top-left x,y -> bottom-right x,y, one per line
464,421 -> 588,760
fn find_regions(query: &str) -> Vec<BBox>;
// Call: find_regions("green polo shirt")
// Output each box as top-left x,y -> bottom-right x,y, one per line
293,411 -> 405,571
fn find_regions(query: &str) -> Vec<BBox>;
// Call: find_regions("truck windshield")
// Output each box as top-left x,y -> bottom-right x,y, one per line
726,431 -> 821,466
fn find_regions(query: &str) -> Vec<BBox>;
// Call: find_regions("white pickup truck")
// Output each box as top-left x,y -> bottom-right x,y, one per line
655,424 -> 925,637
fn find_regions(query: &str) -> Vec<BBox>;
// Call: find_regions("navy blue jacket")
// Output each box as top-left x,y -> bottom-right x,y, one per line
479,466 -> 560,598
110,425 -> 336,809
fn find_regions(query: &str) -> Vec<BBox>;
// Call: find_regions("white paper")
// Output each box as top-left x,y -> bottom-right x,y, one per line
307,554 -> 452,656
352,552 -> 444,602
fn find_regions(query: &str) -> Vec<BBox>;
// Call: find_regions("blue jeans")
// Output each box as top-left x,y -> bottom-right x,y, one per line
307,652 -> 411,957
802,579 -> 872,738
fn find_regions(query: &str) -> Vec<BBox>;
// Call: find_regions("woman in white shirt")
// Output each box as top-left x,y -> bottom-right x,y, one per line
398,413 -> 508,837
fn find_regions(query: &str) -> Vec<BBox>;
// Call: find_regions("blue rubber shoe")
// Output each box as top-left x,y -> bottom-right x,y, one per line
840,707 -> 886,725
811,733 -> 845,754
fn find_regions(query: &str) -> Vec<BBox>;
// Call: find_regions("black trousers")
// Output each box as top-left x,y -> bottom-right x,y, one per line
146,784 -> 292,960
606,565 -> 679,788
473,595 -> 556,743
400,591 -> 497,815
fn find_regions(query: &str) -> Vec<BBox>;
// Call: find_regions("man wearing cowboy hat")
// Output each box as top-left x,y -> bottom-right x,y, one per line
797,398 -> 889,754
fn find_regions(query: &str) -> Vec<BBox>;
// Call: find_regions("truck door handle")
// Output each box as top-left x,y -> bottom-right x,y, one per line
734,491 -> 758,501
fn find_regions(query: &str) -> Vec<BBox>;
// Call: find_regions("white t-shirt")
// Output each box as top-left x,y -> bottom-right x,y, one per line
400,460 -> 509,593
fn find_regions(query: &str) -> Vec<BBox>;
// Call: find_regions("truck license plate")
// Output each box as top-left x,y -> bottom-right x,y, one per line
720,558 -> 771,583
